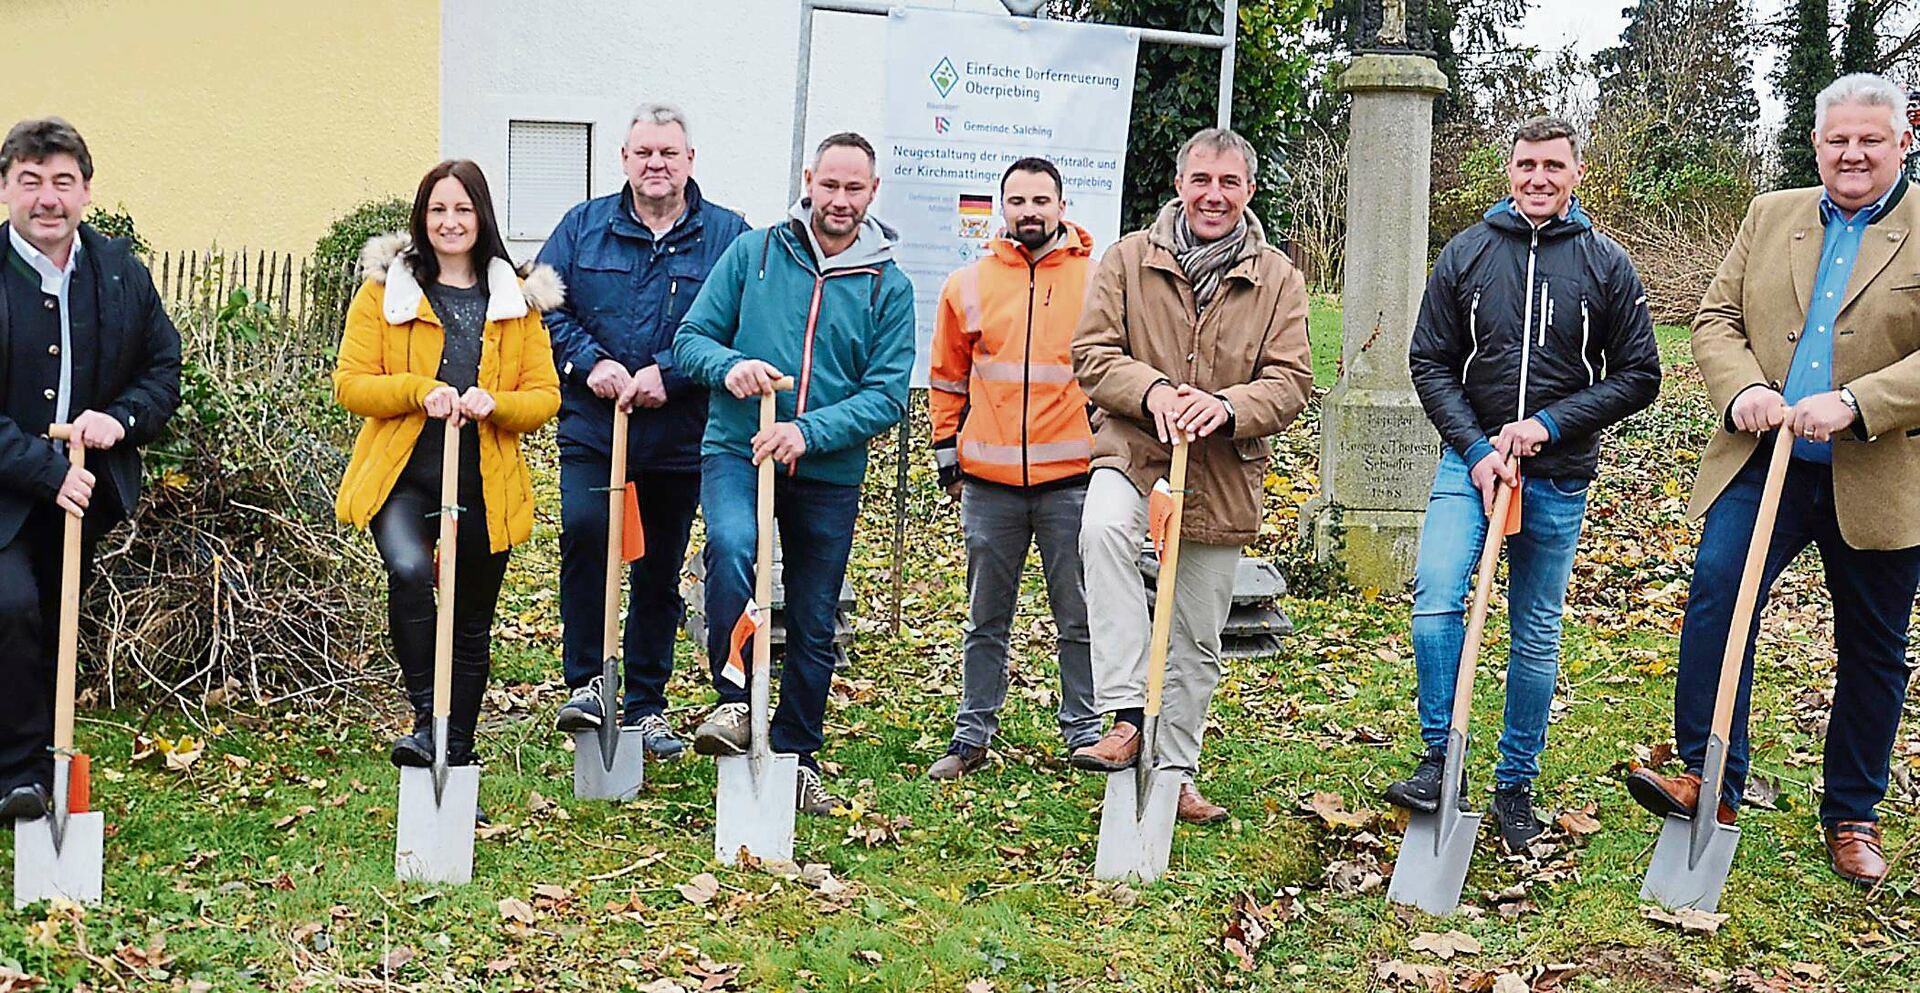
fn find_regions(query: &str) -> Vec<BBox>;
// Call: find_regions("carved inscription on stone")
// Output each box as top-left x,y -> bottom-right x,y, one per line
1327,400 -> 1438,512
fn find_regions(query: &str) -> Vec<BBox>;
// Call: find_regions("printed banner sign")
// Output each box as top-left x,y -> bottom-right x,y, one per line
880,8 -> 1139,386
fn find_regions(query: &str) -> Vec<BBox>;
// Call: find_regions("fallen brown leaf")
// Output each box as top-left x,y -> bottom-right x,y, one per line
1409,930 -> 1482,960
1641,904 -> 1728,934
677,872 -> 722,906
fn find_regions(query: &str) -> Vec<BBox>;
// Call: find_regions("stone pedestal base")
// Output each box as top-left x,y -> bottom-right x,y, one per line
1307,505 -> 1426,592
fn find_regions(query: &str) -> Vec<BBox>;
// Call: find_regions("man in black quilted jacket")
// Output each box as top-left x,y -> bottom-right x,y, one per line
1382,116 -> 1661,852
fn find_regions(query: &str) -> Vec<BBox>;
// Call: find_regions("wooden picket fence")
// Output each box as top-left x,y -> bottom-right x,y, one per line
147,247 -> 361,339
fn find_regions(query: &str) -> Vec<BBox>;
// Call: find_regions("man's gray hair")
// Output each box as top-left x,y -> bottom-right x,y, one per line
628,101 -> 691,144
1176,128 -> 1258,181
1814,73 -> 1910,137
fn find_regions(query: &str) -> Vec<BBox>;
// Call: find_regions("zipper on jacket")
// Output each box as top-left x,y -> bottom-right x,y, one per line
1021,260 -> 1037,488
1579,299 -> 1595,386
1516,230 -> 1539,422
791,275 -> 826,477
1539,287 -> 1552,347
1462,290 -> 1482,384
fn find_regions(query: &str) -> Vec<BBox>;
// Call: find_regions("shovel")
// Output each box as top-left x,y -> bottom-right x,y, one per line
1094,438 -> 1189,883
1387,478 -> 1519,915
574,403 -> 647,800
715,376 -> 799,866
14,424 -> 104,908
395,418 -> 480,885
1641,426 -> 1794,912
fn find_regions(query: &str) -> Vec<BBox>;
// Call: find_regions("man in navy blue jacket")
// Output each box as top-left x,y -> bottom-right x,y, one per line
536,103 -> 749,757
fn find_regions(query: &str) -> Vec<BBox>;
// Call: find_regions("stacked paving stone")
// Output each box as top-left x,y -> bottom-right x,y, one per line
1135,546 -> 1293,659
682,533 -> 856,669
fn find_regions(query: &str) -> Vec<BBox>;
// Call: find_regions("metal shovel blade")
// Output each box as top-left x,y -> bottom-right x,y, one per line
594,658 -> 621,772
395,765 -> 480,885
1387,806 -> 1483,915
1093,766 -> 1183,883
714,751 -> 797,865
1642,814 -> 1740,912
573,728 -> 647,800
12,812 -> 103,908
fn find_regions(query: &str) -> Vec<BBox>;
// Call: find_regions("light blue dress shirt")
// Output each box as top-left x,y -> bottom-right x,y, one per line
1781,180 -> 1902,463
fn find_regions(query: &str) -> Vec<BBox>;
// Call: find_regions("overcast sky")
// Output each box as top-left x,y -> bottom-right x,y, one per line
1512,0 -> 1788,132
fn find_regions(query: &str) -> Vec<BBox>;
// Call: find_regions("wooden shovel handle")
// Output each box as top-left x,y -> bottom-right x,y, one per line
751,377 -> 796,670
50,426 -> 84,754
433,418 -> 460,720
603,404 -> 629,661
1448,480 -> 1516,735
1143,439 -> 1189,719
1708,428 -> 1796,741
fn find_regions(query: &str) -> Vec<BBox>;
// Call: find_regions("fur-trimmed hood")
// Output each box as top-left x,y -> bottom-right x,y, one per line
359,232 -> 564,325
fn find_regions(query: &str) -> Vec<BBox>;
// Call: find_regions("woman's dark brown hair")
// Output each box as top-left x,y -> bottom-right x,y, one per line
406,159 -> 517,286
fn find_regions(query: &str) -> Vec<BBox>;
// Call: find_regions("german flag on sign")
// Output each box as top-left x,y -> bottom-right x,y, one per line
958,194 -> 993,215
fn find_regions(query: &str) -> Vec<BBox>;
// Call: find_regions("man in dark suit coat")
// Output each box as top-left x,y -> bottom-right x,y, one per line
0,118 -> 180,820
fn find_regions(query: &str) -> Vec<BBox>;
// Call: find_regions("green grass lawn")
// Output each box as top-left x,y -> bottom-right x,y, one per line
3,306 -> 1915,992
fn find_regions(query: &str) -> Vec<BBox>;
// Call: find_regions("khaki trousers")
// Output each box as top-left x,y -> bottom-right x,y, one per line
1080,468 -> 1240,775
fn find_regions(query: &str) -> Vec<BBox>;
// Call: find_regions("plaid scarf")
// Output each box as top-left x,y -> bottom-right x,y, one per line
1172,209 -> 1247,315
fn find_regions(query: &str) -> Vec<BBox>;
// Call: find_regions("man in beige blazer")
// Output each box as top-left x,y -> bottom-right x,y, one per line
1627,74 -> 1919,886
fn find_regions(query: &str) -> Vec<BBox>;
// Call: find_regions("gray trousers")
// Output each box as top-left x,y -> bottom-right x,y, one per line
1082,467 -> 1240,776
952,479 -> 1100,749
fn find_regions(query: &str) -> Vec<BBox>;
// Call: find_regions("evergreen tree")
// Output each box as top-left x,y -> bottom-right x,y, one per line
1773,0 -> 1837,187
1837,0 -> 1882,75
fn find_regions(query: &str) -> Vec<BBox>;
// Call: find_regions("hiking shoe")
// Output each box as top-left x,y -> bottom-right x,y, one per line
796,765 -> 845,817
1069,722 -> 1141,772
927,742 -> 989,780
0,783 -> 49,822
1489,783 -> 1546,853
1383,747 -> 1452,814
693,702 -> 752,757
555,679 -> 606,732
630,713 -> 686,761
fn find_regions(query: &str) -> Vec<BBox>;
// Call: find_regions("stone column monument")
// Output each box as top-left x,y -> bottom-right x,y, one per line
1303,16 -> 1448,591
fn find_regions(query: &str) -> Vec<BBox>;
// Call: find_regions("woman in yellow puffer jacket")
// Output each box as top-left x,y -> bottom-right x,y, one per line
333,159 -> 561,774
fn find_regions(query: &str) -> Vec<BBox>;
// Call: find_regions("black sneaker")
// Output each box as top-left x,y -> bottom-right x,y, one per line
1384,747 -> 1450,814
629,713 -> 687,761
1489,782 -> 1546,853
555,679 -> 607,732
796,765 -> 845,817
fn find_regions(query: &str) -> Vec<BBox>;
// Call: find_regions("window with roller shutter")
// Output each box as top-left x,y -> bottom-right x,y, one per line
506,120 -> 592,241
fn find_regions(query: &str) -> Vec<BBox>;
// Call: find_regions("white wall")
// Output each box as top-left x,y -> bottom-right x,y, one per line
442,0 -> 1012,256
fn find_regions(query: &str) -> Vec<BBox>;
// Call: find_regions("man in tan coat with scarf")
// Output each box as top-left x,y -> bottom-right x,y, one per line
1067,128 -> 1313,823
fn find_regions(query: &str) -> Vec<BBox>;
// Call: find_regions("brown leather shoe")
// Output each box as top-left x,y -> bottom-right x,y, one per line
1625,767 -> 1737,825
1069,722 -> 1140,772
1177,783 -> 1228,824
927,744 -> 988,780
1826,820 -> 1887,886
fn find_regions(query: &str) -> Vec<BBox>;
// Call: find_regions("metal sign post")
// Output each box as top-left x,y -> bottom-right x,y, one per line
787,0 -> 1240,635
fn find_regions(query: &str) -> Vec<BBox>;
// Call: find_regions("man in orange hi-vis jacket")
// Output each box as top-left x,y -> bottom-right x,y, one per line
926,157 -> 1100,780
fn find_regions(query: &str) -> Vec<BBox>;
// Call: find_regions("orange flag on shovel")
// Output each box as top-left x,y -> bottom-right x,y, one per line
723,598 -> 761,688
68,752 -> 90,815
622,482 -> 645,563
1500,479 -> 1524,537
1148,478 -> 1176,563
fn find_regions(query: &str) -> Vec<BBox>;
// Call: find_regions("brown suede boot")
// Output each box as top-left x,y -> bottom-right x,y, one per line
1177,783 -> 1228,824
1826,821 -> 1887,886
1069,722 -> 1140,772
1625,766 -> 1737,825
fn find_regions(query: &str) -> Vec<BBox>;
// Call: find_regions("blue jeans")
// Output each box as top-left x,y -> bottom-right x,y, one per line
558,456 -> 700,718
1411,448 -> 1589,788
1676,442 -> 1920,824
699,454 -> 860,768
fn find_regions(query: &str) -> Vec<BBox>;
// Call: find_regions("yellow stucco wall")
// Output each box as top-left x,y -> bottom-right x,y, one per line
1,0 -> 438,254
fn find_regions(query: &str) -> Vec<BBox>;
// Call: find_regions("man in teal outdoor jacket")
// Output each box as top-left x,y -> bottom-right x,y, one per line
673,131 -> 915,815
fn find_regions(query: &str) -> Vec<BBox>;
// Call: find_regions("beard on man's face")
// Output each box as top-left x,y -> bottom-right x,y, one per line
1012,220 -> 1056,251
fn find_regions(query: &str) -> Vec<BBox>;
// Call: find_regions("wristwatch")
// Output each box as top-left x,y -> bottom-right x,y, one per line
1215,393 -> 1236,435
1839,386 -> 1862,425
